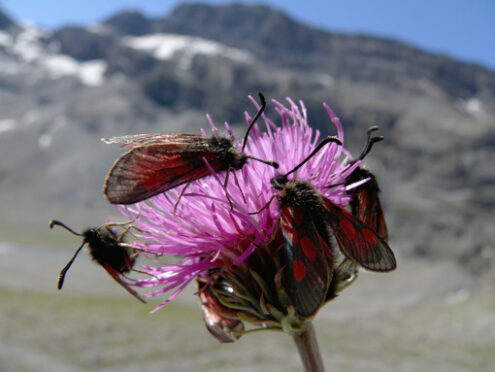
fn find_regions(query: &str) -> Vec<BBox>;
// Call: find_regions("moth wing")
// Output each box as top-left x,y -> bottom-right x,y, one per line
323,198 -> 396,272
356,184 -> 389,242
349,168 -> 389,242
280,205 -> 332,317
102,133 -> 204,148
104,142 -> 225,204
101,263 -> 146,303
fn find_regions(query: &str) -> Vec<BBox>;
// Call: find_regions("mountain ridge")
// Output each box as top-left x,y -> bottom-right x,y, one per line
0,3 -> 493,285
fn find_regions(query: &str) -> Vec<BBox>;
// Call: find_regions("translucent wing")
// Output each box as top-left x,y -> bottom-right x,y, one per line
104,140 -> 231,204
280,205 -> 333,317
102,133 -> 205,148
323,198 -> 396,272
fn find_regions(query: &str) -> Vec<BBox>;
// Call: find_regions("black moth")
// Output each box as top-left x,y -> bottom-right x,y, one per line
270,136 -> 395,317
345,126 -> 389,242
50,219 -> 145,303
325,126 -> 391,302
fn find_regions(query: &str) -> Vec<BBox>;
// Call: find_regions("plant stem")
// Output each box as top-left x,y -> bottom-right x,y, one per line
292,321 -> 325,372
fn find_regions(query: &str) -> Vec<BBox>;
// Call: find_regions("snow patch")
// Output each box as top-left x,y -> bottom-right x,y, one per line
38,133 -> 52,149
78,60 -> 107,86
465,98 -> 483,115
2,25 -> 106,86
458,97 -> 486,119
38,115 -> 68,150
42,56 -> 106,86
123,33 -> 253,68
21,109 -> 41,126
0,119 -> 16,134
11,25 -> 48,62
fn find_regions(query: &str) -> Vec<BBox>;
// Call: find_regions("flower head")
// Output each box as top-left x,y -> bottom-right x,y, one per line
117,96 -> 392,337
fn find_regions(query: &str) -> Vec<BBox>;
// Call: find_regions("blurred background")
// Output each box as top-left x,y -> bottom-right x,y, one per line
0,1 -> 494,371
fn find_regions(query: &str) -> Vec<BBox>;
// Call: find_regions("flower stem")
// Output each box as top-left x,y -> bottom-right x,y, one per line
292,321 -> 325,372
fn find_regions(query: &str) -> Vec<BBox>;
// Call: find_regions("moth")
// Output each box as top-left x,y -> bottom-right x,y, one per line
269,137 -> 339,317
269,136 -> 395,316
196,275 -> 244,343
103,93 -> 278,204
345,126 -> 389,242
50,219 -> 146,303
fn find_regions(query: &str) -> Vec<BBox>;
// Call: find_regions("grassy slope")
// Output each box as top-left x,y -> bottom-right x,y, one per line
0,285 -> 493,372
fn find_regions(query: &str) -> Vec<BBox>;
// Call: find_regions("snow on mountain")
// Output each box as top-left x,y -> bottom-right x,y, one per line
122,33 -> 253,68
459,97 -> 487,119
0,3 -> 494,283
41,56 -> 106,85
0,118 -> 16,134
0,24 -> 106,86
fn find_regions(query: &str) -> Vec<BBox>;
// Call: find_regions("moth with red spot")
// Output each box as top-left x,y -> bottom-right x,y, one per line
50,219 -> 146,303
270,137 -> 396,316
345,126 -> 389,242
269,137 -> 341,317
103,93 -> 279,205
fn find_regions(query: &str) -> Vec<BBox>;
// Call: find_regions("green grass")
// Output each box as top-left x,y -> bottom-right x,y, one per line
1,286 -> 494,371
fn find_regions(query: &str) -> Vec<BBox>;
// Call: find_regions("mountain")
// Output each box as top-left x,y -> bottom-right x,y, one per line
0,7 -> 17,31
0,4 -> 493,284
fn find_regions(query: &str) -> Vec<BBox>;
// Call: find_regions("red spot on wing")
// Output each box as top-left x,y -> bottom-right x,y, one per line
300,236 -> 317,260
141,163 -> 194,190
339,218 -> 357,240
292,228 -> 300,244
362,228 -> 377,245
142,172 -> 166,190
293,260 -> 306,282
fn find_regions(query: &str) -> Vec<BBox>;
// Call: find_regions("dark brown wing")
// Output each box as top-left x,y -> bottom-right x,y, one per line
280,204 -> 332,317
104,139 -> 231,204
347,167 -> 389,242
322,198 -> 396,272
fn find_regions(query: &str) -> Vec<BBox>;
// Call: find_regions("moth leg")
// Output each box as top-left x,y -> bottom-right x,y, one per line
174,182 -> 192,213
131,268 -> 159,279
219,170 -> 235,211
248,195 -> 277,215
230,168 -> 247,204
117,224 -> 135,241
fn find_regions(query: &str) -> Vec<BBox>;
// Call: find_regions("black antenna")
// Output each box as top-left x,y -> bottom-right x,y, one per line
50,219 -> 87,290
57,241 -> 87,290
245,155 -> 279,168
358,126 -> 383,161
241,92 -> 266,152
285,136 -> 342,178
240,92 -> 279,169
50,219 -> 83,236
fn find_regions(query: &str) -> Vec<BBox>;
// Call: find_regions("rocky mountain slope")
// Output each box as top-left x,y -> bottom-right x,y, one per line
0,3 -> 493,284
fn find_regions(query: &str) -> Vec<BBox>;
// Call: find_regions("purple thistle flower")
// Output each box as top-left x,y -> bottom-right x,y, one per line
117,97 -> 370,333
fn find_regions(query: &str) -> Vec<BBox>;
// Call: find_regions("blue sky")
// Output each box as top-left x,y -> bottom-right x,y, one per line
2,0 -> 494,70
